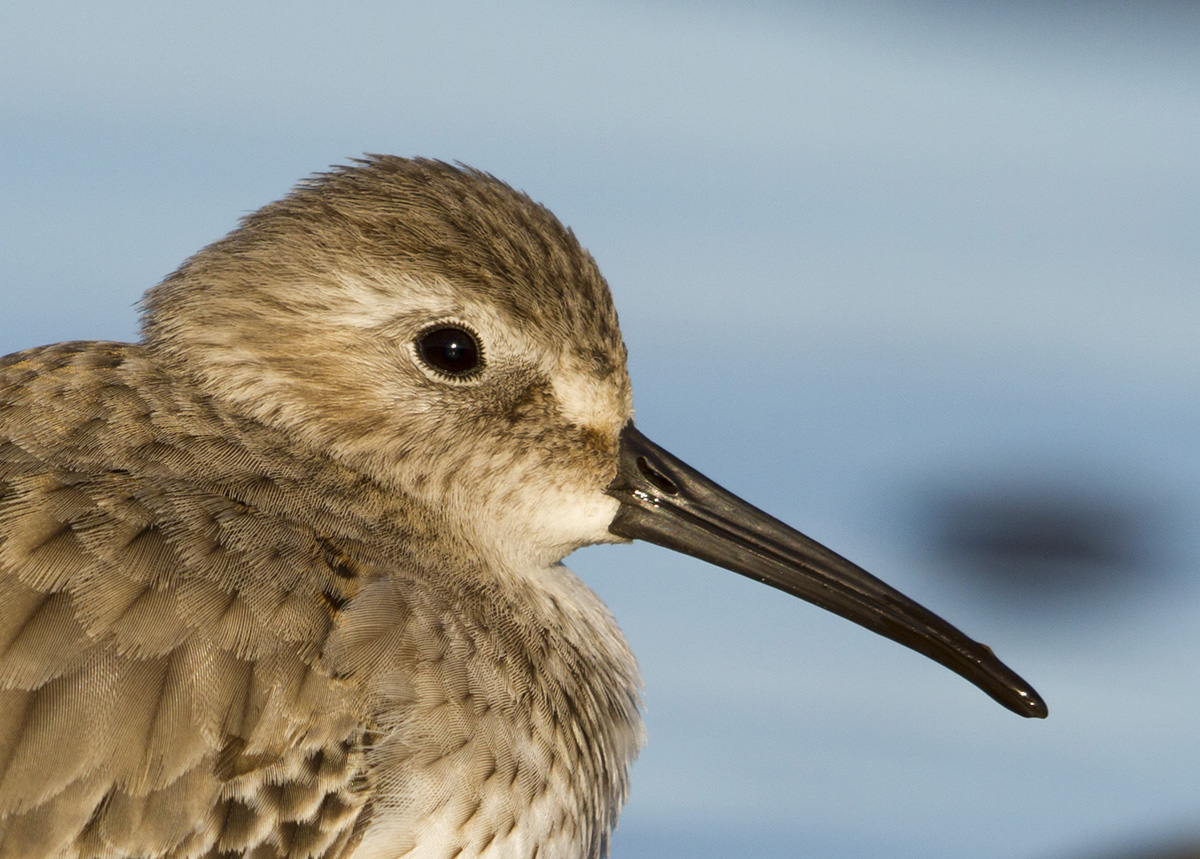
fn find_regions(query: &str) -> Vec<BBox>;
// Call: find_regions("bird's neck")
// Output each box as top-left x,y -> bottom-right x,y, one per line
326,559 -> 644,859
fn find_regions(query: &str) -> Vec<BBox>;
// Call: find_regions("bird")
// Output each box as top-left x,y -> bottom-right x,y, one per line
0,156 -> 1046,859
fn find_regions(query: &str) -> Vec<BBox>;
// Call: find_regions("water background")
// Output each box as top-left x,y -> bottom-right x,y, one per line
3,3 -> 1198,856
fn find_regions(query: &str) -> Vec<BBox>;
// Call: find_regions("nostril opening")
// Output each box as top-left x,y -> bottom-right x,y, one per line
636,456 -> 679,495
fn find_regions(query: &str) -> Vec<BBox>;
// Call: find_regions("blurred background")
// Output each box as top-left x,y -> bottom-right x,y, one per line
2,1 -> 1198,857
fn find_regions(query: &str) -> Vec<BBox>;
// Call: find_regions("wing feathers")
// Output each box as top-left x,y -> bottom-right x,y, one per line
0,345 -> 373,858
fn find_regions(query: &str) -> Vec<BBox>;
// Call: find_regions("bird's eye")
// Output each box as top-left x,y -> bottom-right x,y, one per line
416,325 -> 484,378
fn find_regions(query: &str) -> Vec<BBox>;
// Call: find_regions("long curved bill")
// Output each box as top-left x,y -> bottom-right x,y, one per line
605,421 -> 1047,719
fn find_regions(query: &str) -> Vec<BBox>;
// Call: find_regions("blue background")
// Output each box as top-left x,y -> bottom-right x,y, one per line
3,3 -> 1198,857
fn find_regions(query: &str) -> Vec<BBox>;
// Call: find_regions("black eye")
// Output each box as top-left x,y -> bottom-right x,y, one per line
416,325 -> 483,378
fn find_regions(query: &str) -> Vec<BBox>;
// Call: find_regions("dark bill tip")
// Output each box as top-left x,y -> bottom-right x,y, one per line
605,421 -> 1047,719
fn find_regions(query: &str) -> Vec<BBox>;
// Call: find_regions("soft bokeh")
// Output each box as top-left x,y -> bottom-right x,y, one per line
2,2 -> 1198,857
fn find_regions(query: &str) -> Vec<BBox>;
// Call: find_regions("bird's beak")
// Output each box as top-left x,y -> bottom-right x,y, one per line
605,421 -> 1047,719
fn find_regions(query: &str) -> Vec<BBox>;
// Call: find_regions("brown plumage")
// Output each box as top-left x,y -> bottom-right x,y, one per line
0,156 -> 1045,859
1,159 -> 642,859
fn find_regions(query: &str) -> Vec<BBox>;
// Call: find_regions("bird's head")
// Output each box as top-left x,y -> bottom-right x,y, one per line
143,157 -> 634,572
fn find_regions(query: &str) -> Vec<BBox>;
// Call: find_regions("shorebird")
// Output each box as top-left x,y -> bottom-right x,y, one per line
0,156 -> 1045,859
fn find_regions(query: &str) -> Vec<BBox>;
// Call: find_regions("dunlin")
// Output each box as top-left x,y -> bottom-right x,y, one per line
0,157 -> 1044,859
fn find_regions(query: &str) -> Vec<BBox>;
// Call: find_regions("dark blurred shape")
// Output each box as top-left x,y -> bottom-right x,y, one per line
922,482 -> 1169,601
1068,836 -> 1200,859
